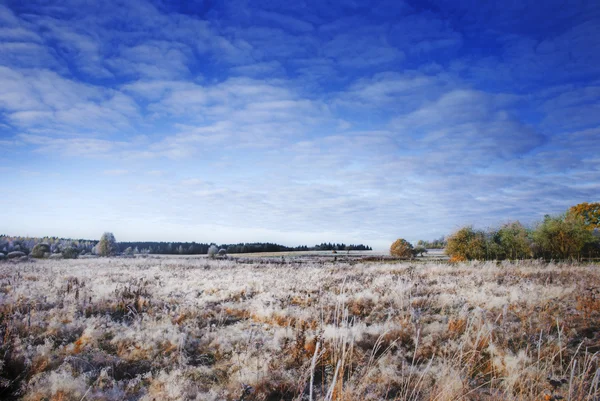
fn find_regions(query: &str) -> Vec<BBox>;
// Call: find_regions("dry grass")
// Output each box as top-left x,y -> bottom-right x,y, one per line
0,257 -> 598,400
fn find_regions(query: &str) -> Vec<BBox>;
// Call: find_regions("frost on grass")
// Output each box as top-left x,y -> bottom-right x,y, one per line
0,257 -> 599,400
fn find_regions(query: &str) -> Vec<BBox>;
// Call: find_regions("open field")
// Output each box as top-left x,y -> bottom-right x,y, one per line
138,249 -> 448,261
1,257 -> 599,400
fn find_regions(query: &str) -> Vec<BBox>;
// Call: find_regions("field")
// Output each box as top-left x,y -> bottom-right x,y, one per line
0,255 -> 599,400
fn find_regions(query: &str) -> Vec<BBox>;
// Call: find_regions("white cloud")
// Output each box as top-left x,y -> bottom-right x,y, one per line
0,67 -> 139,133
18,134 -> 128,157
391,89 -> 545,163
106,41 -> 193,79
0,26 -> 42,42
334,70 -> 453,112
230,61 -> 285,77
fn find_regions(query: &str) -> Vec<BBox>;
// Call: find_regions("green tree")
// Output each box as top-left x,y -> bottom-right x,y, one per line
446,227 -> 487,261
532,215 -> 593,260
497,221 -> 531,260
484,229 -> 505,260
413,246 -> 428,257
390,238 -> 414,258
416,237 -> 447,249
97,232 -> 118,257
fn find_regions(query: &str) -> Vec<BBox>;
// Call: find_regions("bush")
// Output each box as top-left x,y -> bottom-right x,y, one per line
62,246 -> 79,259
7,251 -> 26,259
446,227 -> 486,261
31,243 -> 51,258
390,238 -> 414,258
97,232 -> 118,257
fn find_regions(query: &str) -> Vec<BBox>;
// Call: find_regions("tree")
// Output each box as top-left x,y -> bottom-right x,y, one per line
390,238 -> 414,258
416,237 -> 446,249
484,229 -> 505,260
532,215 -> 593,260
497,221 -> 531,260
207,244 -> 218,258
568,202 -> 600,230
413,246 -> 428,257
97,232 -> 118,257
446,227 -> 487,261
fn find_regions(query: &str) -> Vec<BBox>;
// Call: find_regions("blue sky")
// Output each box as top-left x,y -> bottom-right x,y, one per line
1,0 -> 599,249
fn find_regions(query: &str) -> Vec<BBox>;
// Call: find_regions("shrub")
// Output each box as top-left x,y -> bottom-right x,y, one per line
62,246 -> 79,259
97,232 -> 118,257
390,238 -> 414,258
7,251 -> 26,259
31,243 -> 51,258
446,227 -> 486,261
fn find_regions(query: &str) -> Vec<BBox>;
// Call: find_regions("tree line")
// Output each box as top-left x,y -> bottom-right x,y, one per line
117,241 -> 371,255
413,202 -> 600,261
0,234 -> 371,257
0,236 -> 96,256
416,237 -> 447,249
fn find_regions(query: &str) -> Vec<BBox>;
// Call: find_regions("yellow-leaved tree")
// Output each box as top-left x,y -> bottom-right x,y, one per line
568,202 -> 600,230
390,238 -> 414,258
445,226 -> 487,261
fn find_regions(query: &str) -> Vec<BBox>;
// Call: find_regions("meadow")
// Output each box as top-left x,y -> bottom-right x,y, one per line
0,255 -> 598,400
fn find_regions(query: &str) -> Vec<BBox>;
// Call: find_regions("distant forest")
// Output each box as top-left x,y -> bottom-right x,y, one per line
118,241 -> 372,255
416,237 -> 447,249
0,235 -> 371,256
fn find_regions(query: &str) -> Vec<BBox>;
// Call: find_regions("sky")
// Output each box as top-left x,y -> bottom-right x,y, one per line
1,0 -> 599,250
